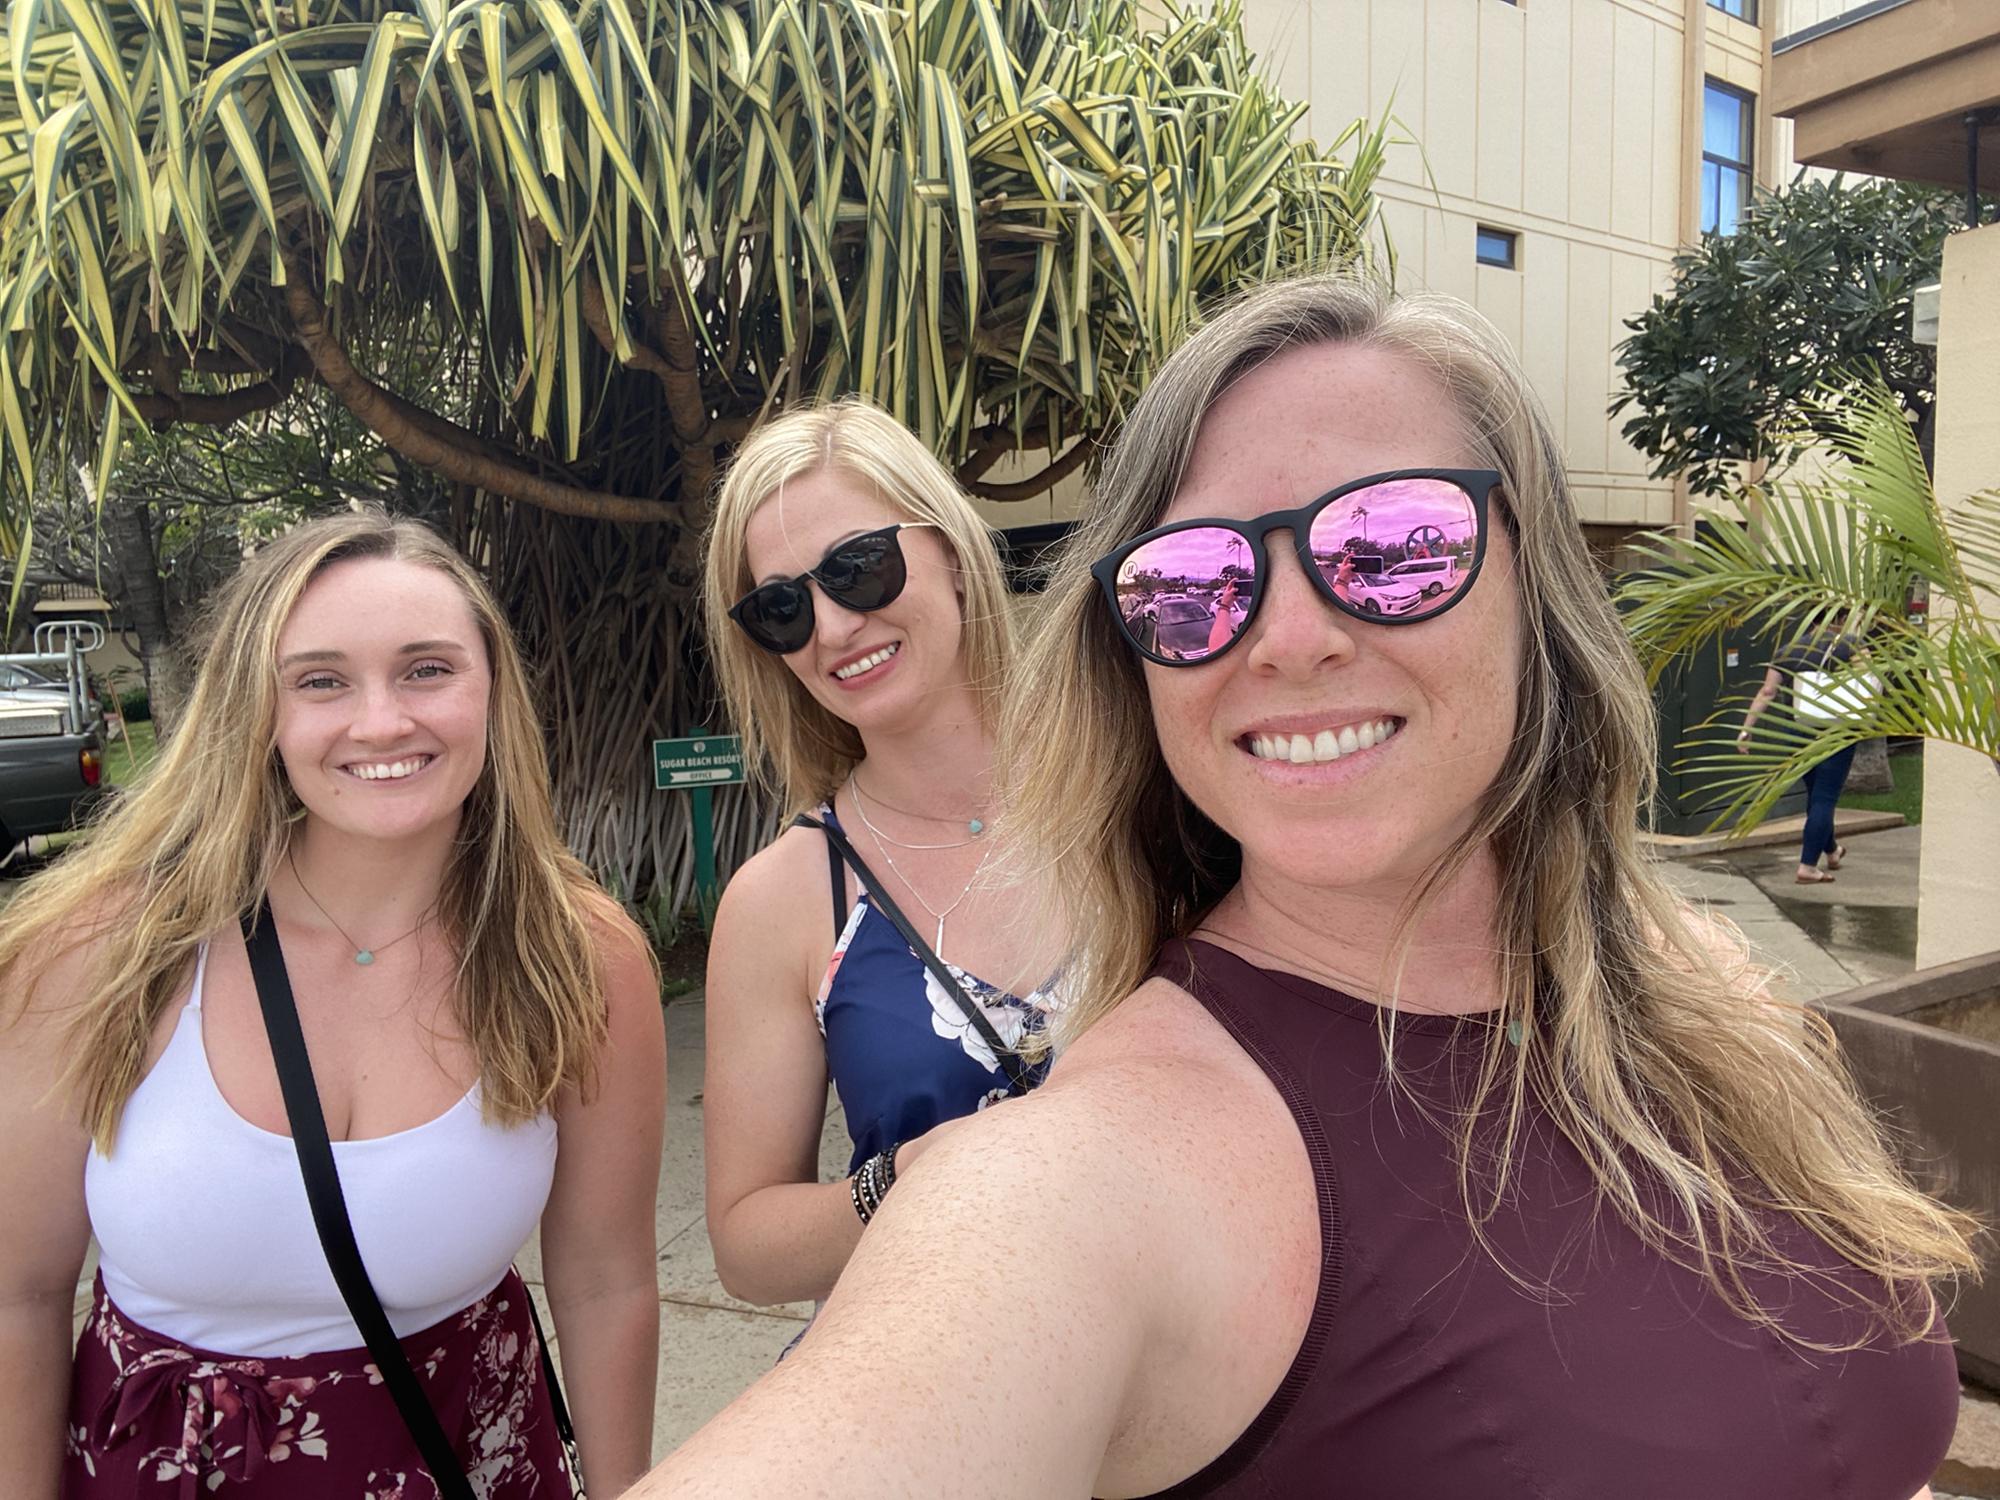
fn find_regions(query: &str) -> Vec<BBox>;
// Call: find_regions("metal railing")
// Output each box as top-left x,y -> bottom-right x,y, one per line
0,619 -> 105,735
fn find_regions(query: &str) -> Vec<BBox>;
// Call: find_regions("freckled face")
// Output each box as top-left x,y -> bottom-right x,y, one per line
273,557 -> 491,844
1142,342 -> 1524,892
739,468 -> 967,731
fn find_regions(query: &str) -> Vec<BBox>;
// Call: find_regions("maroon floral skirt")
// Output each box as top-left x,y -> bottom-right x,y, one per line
64,1269 -> 574,1499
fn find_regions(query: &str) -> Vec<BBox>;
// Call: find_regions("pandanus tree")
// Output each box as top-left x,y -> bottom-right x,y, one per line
1616,378 -> 2000,829
0,0 -> 1386,918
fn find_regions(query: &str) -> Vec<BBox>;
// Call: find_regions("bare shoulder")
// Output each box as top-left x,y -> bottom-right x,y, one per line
685,975 -> 1319,1498
576,886 -> 660,1003
705,820 -> 838,986
902,974 -> 1302,1257
1,881 -> 144,1038
713,819 -> 836,922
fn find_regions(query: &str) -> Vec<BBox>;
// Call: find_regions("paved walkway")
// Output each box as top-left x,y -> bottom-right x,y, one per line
38,823 -> 2000,1491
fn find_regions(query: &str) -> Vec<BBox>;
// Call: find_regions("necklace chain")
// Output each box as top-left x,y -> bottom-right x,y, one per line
850,778 -> 981,850
851,786 -> 996,962
850,771 -> 987,838
287,847 -> 437,967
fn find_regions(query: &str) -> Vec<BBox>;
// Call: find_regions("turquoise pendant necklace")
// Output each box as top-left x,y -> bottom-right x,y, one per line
287,847 -> 435,966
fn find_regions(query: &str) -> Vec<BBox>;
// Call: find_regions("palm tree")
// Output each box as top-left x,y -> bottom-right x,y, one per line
0,0 -> 1389,914
1617,377 -> 2000,830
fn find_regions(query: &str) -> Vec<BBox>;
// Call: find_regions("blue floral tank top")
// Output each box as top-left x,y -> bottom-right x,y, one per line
810,806 -> 1052,1171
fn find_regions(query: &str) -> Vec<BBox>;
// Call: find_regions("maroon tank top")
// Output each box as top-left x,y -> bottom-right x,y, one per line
1146,939 -> 1957,1500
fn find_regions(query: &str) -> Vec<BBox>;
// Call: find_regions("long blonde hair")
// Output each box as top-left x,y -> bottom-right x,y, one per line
701,398 -> 1015,811
1004,273 -> 1978,1342
0,510 -> 622,1149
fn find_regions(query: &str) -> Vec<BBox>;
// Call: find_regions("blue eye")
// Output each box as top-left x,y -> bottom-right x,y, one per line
409,661 -> 452,681
299,674 -> 342,691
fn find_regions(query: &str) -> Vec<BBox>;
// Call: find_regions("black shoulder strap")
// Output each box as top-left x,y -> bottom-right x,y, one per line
238,903 -> 483,1500
822,817 -> 849,935
792,815 -> 1033,1096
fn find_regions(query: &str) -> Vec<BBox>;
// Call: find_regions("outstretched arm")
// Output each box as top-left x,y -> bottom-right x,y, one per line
639,1076 -> 1166,1498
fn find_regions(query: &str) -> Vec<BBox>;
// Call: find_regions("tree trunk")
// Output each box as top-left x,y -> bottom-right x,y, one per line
101,495 -> 182,740
1846,735 -> 1894,795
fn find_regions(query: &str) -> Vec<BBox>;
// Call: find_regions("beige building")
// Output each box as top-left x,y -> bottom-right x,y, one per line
1226,0 -> 1868,548
977,0 -> 1853,541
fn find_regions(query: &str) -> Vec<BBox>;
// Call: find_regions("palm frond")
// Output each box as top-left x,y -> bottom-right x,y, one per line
1618,371 -> 2000,830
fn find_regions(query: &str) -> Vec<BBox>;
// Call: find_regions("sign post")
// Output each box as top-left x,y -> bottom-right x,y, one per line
653,732 -> 747,907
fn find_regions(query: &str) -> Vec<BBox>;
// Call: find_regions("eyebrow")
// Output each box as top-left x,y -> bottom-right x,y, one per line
278,640 -> 469,669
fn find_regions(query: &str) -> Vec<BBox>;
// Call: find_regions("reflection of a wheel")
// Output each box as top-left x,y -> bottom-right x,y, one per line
1421,582 -> 1443,598
1359,598 -> 1381,615
1407,523 -> 1448,554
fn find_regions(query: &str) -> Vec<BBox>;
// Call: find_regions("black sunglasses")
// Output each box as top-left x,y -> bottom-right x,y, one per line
1091,468 -> 1500,666
729,524 -> 936,655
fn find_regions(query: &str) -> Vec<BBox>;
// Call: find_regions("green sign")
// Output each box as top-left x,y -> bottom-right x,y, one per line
654,735 -> 745,790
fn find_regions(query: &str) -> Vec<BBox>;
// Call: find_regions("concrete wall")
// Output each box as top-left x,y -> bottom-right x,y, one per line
1917,222 -> 2000,968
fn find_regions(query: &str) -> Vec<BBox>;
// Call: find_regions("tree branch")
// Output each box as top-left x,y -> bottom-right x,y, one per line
282,255 -> 675,527
963,435 -> 1094,502
129,379 -> 295,427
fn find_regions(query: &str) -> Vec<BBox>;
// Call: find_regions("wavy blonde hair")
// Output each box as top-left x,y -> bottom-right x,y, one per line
701,397 -> 1015,811
1004,273 -> 1979,1343
0,510 -> 623,1150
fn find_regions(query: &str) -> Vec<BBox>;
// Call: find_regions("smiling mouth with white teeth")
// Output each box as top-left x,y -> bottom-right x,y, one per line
342,755 -> 435,782
833,643 -> 899,681
1243,718 -> 1403,765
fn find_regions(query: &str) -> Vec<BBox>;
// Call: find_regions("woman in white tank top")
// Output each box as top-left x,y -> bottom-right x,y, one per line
0,512 -> 666,1499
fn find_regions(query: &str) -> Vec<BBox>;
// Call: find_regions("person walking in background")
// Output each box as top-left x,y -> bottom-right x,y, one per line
697,398 -> 1061,1317
635,275 -> 1968,1500
0,512 -> 665,1499
1739,622 -> 1865,884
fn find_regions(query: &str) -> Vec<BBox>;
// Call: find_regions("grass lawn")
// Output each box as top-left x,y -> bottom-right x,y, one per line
1840,745 -> 1924,826
105,718 -> 157,788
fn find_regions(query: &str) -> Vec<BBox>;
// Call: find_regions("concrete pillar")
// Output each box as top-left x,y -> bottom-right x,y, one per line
1916,221 -> 2000,969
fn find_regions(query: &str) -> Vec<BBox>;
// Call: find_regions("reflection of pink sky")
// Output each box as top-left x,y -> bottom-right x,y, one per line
1124,481 -> 1475,577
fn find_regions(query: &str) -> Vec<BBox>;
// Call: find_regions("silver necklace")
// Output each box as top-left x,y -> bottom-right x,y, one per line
287,847 -> 436,967
850,777 -> 981,850
850,772 -> 987,840
855,797 -> 996,962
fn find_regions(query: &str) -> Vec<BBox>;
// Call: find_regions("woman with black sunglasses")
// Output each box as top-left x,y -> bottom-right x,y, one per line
696,398 -> 1061,1320
643,278 -> 1969,1499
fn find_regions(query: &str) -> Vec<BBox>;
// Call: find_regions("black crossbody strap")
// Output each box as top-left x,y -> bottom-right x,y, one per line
794,815 -> 1033,1096
240,902 -> 480,1500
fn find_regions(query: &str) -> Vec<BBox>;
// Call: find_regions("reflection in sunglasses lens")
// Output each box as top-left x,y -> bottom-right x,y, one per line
1307,478 -> 1476,623
1113,526 -> 1256,662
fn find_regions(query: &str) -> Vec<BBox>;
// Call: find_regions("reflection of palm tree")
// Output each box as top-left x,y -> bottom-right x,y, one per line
1350,504 -> 1370,543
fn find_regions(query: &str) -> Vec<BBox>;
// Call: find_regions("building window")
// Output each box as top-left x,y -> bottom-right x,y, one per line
1708,0 -> 1755,20
1475,226 -> 1518,269
1701,80 -> 1754,236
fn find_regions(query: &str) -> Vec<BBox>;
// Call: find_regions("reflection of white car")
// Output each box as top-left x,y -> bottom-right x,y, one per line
1342,573 -> 1424,616
1385,556 -> 1459,598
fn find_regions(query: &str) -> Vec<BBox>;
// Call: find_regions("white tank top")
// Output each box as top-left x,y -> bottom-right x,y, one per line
84,944 -> 559,1357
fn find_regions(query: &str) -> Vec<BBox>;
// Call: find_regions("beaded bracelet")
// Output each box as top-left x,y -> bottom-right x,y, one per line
849,1144 -> 901,1225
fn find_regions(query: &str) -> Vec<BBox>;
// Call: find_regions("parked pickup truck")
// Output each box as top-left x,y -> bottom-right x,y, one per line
0,626 -> 110,857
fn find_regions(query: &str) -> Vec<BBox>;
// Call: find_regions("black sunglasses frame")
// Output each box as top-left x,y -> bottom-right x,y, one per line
1091,468 -> 1502,667
728,523 -> 933,656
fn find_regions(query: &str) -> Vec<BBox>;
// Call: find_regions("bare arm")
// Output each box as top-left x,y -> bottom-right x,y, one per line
1739,665 -> 1785,742
702,837 -> 865,1306
540,906 -> 668,1497
0,956 -> 96,1499
643,981 -> 1317,1499
644,1082 -> 1162,1498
